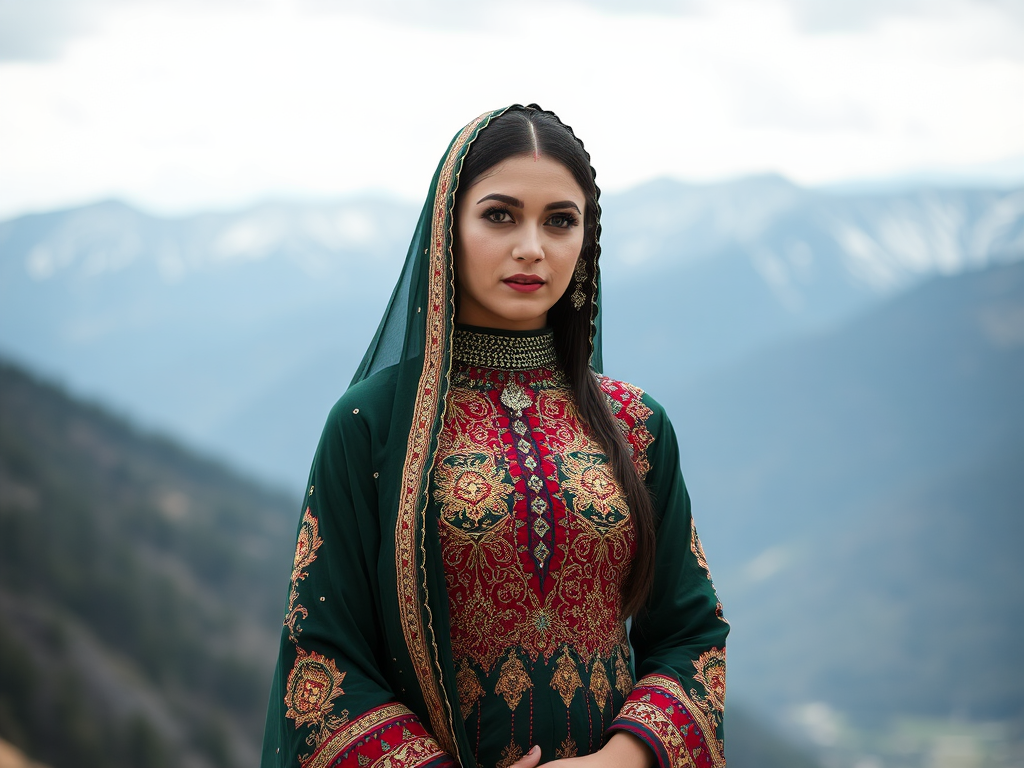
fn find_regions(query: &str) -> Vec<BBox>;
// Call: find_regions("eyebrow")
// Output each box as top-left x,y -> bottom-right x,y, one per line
476,193 -> 581,214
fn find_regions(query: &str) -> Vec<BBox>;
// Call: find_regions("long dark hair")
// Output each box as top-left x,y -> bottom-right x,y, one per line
456,105 -> 656,618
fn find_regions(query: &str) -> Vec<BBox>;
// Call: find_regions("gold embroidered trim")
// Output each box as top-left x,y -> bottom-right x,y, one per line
632,673 -> 726,768
453,327 -> 558,370
691,520 -> 728,624
286,508 -> 323,643
369,736 -> 446,768
692,648 -> 726,713
616,699 -> 697,768
304,702 -> 415,768
691,520 -> 712,580
395,108 -> 495,762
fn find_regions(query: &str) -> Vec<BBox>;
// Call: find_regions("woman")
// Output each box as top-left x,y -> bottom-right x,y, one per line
261,105 -> 728,768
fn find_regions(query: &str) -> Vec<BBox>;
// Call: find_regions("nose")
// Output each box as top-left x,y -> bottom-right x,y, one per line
512,226 -> 544,262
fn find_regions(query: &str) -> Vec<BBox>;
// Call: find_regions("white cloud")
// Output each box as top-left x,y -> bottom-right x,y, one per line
0,0 -> 1021,218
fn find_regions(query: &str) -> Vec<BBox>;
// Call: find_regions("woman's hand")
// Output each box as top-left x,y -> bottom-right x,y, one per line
507,733 -> 654,768
508,745 -> 542,768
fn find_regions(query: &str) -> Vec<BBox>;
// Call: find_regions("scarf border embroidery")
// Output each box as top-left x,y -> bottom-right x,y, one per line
394,108 -> 497,760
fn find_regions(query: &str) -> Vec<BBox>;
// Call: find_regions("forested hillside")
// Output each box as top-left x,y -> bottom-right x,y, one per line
0,361 -> 295,768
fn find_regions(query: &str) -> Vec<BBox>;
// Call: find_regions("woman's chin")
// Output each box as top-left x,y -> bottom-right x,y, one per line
457,296 -> 556,330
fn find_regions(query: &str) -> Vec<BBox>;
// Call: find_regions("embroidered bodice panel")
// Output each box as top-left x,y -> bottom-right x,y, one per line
430,327 -> 654,763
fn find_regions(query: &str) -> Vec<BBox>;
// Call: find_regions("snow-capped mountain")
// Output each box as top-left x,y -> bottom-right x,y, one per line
1,177 -> 1021,488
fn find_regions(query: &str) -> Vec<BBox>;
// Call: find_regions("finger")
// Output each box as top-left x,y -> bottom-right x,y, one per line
509,744 -> 542,768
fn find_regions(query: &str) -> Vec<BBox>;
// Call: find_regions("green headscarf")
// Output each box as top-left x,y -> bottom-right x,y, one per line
353,103 -> 606,757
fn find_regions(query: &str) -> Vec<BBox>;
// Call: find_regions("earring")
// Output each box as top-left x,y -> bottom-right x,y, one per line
571,258 -> 587,310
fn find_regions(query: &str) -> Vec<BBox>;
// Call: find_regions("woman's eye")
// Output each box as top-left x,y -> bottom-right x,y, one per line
547,212 -> 579,229
484,207 -> 513,224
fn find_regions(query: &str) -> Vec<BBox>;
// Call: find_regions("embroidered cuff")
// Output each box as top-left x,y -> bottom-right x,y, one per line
608,674 -> 724,768
304,702 -> 455,768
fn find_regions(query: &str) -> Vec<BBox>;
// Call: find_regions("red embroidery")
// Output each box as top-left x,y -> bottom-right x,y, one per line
435,368 -> 648,674
612,673 -> 726,768
303,702 -> 450,768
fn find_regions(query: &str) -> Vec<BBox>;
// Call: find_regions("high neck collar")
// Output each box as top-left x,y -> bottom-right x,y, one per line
453,325 -> 558,371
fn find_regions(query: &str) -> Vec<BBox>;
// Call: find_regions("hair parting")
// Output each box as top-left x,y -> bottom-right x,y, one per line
455,104 -> 657,618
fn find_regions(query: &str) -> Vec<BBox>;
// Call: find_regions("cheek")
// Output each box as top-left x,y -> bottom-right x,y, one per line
455,227 -> 492,293
553,238 -> 585,284
458,225 -> 501,278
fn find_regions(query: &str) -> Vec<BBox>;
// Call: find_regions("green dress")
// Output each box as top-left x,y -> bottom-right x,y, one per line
260,107 -> 729,768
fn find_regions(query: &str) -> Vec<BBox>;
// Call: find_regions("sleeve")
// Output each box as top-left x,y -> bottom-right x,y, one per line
607,398 -> 729,768
261,395 -> 456,768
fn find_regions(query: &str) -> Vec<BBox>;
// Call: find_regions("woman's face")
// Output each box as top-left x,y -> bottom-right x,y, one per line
455,153 -> 586,331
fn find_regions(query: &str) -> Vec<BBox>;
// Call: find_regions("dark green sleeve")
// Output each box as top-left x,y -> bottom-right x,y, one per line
608,395 -> 729,768
260,384 -> 455,768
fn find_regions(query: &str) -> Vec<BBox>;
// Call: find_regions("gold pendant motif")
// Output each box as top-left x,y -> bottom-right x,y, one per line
500,381 -> 533,412
550,647 -> 583,707
589,659 -> 612,714
494,650 -> 533,710
614,647 -> 634,698
456,658 -> 485,719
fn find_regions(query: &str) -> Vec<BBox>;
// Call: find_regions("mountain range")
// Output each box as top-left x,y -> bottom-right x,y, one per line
678,261 -> 1024,729
1,176 -> 1021,491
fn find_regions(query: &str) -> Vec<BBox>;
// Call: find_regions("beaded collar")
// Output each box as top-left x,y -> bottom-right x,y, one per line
452,325 -> 558,371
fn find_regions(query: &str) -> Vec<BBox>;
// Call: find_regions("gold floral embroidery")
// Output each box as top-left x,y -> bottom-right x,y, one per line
439,381 -> 638,672
433,452 -> 514,536
550,647 -> 583,707
284,647 -> 347,746
692,521 -> 728,624
494,650 -> 532,710
598,378 -> 654,479
692,648 -> 726,713
286,508 -> 323,642
560,451 -> 628,534
556,737 -> 578,759
589,659 -> 612,714
691,520 -> 711,580
496,741 -> 524,768
456,658 -> 485,719
614,646 -> 633,698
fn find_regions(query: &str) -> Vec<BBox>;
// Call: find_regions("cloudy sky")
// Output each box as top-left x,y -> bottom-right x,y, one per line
1,0 -> 1022,218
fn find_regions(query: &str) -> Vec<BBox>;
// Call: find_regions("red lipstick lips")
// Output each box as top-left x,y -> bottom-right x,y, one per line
503,274 -> 545,293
